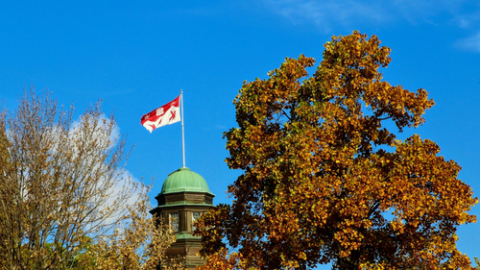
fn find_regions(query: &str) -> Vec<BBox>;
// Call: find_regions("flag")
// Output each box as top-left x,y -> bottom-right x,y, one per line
141,96 -> 181,132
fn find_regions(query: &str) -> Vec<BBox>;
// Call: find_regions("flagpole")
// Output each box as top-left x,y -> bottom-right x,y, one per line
181,89 -> 186,168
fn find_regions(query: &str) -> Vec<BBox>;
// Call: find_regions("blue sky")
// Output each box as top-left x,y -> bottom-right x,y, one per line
1,0 -> 479,267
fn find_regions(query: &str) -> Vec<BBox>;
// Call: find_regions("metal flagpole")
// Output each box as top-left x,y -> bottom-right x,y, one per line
181,89 -> 186,168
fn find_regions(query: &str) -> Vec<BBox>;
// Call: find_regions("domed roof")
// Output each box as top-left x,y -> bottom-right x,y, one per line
160,167 -> 213,195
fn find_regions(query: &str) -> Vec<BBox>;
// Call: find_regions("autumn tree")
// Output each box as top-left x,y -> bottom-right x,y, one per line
0,91 -> 182,270
94,185 -> 184,270
196,31 -> 478,269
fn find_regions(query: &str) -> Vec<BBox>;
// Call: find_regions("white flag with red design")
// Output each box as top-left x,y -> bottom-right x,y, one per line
141,96 -> 181,133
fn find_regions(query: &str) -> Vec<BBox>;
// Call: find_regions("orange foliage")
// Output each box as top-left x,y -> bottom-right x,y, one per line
196,32 -> 478,269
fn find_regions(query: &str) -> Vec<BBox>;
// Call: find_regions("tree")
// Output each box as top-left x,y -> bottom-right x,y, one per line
474,258 -> 480,270
94,186 -> 184,270
0,91 -> 181,270
196,31 -> 478,269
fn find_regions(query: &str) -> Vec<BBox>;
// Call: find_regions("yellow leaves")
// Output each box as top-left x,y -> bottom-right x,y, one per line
96,198 -> 183,270
0,91 -> 153,270
360,262 -> 387,270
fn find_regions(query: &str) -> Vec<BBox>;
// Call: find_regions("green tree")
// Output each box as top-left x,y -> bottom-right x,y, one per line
197,31 -> 478,269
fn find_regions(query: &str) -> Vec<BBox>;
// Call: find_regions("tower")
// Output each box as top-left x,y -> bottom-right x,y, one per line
150,167 -> 215,269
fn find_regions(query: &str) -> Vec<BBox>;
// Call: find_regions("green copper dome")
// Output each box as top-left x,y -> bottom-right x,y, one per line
160,167 -> 213,195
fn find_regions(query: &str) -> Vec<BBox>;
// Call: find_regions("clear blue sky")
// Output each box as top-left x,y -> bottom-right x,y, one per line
1,0 -> 479,267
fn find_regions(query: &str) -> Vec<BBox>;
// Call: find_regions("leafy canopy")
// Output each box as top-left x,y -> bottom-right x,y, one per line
197,31 -> 478,270
0,91 -> 182,270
